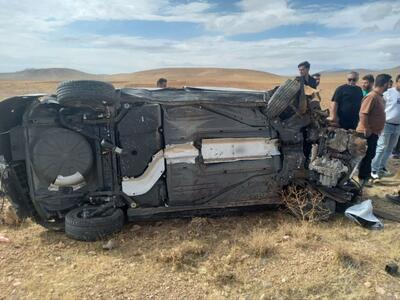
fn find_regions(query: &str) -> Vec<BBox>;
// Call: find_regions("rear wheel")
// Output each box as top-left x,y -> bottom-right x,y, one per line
267,78 -> 301,118
57,80 -> 116,110
65,206 -> 124,241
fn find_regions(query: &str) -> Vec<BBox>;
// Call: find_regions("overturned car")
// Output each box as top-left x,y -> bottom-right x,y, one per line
0,79 -> 366,240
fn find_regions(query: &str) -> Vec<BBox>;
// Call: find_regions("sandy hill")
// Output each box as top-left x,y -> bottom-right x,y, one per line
107,67 -> 284,90
111,67 -> 282,81
0,68 -> 100,81
382,66 -> 400,76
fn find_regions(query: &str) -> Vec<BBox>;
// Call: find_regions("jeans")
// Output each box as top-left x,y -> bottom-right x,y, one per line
371,123 -> 400,173
393,137 -> 400,155
359,134 -> 378,180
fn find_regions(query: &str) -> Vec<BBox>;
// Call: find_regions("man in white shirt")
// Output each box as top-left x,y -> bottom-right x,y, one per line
371,74 -> 400,178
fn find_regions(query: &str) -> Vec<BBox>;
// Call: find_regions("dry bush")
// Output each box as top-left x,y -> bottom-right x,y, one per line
158,240 -> 206,268
246,228 -> 276,258
281,185 -> 331,222
0,197 -> 21,226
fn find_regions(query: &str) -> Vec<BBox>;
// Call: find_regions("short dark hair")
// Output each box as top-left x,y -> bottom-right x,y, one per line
362,74 -> 374,83
396,74 -> 400,82
298,61 -> 310,69
375,74 -> 392,87
157,78 -> 167,86
312,73 -> 321,77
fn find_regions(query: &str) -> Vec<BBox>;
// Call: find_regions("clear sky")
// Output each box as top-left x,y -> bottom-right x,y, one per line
0,0 -> 399,75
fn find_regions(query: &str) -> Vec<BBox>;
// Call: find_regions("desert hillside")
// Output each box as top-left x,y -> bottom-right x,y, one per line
1,66 -> 398,102
109,67 -> 283,88
0,68 -> 100,81
0,67 -> 285,100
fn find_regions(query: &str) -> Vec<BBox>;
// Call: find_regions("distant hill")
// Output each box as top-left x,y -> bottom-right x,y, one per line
108,67 -> 282,84
107,67 -> 283,89
111,67 -> 281,80
0,66 -> 397,85
382,66 -> 400,76
320,68 -> 375,76
0,68 -> 101,81
321,66 -> 400,78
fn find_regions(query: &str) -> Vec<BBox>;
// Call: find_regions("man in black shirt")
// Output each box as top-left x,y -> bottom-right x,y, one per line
329,71 -> 363,129
298,61 -> 317,89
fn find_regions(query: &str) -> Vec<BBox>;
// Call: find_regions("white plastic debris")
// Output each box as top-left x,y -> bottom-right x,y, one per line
345,199 -> 383,229
0,234 -> 10,243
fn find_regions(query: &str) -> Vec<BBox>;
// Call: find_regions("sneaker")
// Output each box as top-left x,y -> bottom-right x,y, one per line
371,172 -> 380,180
386,192 -> 400,205
381,168 -> 392,177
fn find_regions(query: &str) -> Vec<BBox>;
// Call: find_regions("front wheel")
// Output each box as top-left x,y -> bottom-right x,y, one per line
65,206 -> 124,241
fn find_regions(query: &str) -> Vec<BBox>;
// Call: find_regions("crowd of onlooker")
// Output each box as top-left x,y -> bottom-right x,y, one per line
298,61 -> 400,202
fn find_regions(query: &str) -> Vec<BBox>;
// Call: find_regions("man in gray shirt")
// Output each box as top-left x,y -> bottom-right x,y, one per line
371,74 -> 400,178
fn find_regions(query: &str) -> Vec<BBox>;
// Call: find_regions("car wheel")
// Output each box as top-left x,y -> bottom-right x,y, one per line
267,78 -> 301,118
56,80 -> 116,110
65,206 -> 124,241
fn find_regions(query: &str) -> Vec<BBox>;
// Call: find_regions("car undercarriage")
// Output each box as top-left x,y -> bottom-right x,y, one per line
0,79 -> 367,240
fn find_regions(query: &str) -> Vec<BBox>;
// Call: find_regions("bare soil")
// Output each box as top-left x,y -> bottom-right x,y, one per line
1,75 -> 400,299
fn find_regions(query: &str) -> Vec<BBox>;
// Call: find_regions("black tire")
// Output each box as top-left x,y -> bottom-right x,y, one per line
57,80 -> 116,110
267,79 -> 301,118
65,206 -> 124,241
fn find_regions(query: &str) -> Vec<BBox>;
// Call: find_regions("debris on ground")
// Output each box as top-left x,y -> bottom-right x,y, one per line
344,199 -> 383,229
385,262 -> 399,276
130,224 -> 142,232
102,239 -> 117,250
0,234 -> 10,243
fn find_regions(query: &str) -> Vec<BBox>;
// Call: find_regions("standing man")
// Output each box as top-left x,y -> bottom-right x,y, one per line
361,74 -> 374,96
356,74 -> 392,186
298,61 -> 317,88
371,74 -> 400,178
329,71 -> 363,129
312,73 -> 321,88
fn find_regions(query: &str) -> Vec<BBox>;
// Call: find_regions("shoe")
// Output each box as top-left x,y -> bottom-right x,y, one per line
359,179 -> 373,188
371,172 -> 380,180
386,192 -> 400,205
392,153 -> 400,159
380,168 -> 392,177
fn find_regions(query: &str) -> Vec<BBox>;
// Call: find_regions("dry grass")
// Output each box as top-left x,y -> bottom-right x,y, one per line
335,246 -> 365,269
158,240 -> 206,268
1,207 -> 400,299
246,228 -> 276,258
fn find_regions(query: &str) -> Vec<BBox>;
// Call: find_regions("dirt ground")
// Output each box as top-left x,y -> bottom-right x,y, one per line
1,76 -> 400,299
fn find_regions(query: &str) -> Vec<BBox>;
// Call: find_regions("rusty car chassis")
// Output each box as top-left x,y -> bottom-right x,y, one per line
0,79 -> 366,240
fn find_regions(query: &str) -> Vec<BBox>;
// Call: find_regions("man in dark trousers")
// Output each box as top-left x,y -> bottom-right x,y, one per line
329,71 -> 363,129
298,61 -> 317,88
356,73 -> 392,186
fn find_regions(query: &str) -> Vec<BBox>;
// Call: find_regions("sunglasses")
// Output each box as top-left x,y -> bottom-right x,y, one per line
347,78 -> 357,82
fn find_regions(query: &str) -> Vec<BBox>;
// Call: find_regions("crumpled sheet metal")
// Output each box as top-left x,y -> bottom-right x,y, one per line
345,199 -> 383,229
